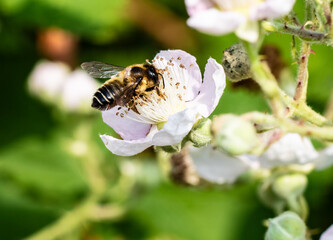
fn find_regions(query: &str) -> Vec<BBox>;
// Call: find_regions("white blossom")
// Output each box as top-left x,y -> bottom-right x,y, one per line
100,50 -> 226,156
185,0 -> 296,42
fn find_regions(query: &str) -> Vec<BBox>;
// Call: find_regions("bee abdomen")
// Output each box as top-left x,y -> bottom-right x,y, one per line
91,81 -> 122,111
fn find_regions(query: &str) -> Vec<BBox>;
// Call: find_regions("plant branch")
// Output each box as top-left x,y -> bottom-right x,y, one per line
294,42 -> 311,102
263,21 -> 329,43
243,41 -> 330,126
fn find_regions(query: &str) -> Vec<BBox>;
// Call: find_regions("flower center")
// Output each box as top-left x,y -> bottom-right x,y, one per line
119,60 -> 189,125
213,0 -> 264,15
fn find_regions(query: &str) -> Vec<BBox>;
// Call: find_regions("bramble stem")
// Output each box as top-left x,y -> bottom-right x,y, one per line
294,42 -> 310,102
263,21 -> 329,43
325,90 -> 333,121
243,41 -> 330,126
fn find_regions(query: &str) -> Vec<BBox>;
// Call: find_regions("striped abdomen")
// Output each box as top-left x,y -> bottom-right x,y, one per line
91,80 -> 123,111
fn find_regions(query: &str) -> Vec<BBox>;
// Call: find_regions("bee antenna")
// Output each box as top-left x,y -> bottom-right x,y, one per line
158,73 -> 165,88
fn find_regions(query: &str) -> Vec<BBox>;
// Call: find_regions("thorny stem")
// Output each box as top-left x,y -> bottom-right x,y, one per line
325,90 -> 333,121
294,42 -> 311,102
304,0 -> 315,22
316,0 -> 332,32
279,90 -> 329,126
243,41 -> 329,126
241,111 -> 333,141
264,21 -> 329,44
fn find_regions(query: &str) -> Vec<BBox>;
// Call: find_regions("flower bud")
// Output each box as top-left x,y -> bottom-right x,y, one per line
188,118 -> 212,147
272,173 -> 307,200
265,211 -> 307,240
222,43 -> 252,82
212,115 -> 259,155
262,21 -> 278,32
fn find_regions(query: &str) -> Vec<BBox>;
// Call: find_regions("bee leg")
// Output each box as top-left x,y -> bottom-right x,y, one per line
127,97 -> 140,114
155,86 -> 166,100
158,73 -> 165,89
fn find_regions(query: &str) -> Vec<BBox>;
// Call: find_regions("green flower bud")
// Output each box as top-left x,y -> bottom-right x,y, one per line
212,115 -> 259,155
188,118 -> 212,147
262,21 -> 278,32
265,211 -> 307,240
272,174 -> 307,200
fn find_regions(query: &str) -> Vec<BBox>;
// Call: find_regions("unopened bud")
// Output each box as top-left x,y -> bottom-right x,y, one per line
212,115 -> 258,155
222,43 -> 252,82
265,211 -> 306,240
188,118 -> 212,147
272,174 -> 307,200
262,21 -> 278,32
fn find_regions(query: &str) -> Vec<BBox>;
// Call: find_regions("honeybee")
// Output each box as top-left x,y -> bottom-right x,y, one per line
81,61 -> 164,111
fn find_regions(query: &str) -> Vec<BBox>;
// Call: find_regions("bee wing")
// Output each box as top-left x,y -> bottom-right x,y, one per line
81,61 -> 125,79
116,81 -> 140,107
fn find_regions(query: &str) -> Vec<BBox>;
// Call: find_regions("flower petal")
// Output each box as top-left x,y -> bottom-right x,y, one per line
187,9 -> 246,36
100,128 -> 157,156
315,145 -> 333,170
190,145 -> 249,184
185,0 -> 214,16
235,20 -> 259,43
152,107 -> 199,146
191,57 -> 226,117
102,108 -> 152,141
320,225 -> 333,240
153,49 -> 202,101
258,133 -> 318,169
250,0 -> 296,20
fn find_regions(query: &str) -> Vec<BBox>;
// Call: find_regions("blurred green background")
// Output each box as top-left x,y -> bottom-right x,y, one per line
1,0 -> 333,239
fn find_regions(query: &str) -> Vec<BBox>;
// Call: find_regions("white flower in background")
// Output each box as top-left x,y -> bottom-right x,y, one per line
28,60 -> 70,103
314,145 -> 333,170
101,50 -> 226,156
185,0 -> 296,42
190,133 -> 325,184
60,69 -> 99,113
320,225 -> 333,240
28,60 -> 99,114
190,145 -> 250,183
257,133 -> 318,169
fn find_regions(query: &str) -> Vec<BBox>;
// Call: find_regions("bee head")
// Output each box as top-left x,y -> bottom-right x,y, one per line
145,64 -> 159,83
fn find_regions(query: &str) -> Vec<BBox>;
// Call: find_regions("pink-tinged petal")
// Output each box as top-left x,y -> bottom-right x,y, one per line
235,20 -> 259,43
258,133 -> 318,169
100,128 -> 157,156
187,9 -> 246,35
191,58 -> 226,117
153,50 -> 202,101
320,225 -> 333,240
102,108 -> 151,141
250,0 -> 296,20
185,0 -> 214,16
152,107 -> 199,146
190,145 -> 249,184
